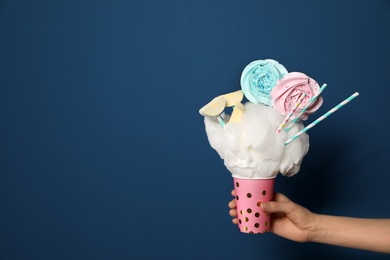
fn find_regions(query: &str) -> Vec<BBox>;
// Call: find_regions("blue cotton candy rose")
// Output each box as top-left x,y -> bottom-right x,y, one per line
240,59 -> 288,106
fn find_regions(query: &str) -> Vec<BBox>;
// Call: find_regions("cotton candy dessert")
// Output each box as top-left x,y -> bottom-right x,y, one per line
203,103 -> 309,179
199,59 -> 359,234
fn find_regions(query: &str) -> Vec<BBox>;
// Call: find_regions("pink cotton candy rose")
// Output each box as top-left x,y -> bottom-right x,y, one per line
271,72 -> 323,121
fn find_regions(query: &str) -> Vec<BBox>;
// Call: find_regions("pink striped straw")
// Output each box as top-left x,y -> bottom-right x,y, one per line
276,93 -> 307,133
285,83 -> 327,132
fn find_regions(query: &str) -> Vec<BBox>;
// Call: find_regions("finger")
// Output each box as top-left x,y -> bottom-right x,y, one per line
232,218 -> 238,225
231,190 -> 236,197
273,192 -> 291,203
260,200 -> 295,214
229,209 -> 237,217
228,199 -> 236,209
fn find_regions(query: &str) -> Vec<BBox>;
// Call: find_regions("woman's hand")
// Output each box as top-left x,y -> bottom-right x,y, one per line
228,190 -> 317,242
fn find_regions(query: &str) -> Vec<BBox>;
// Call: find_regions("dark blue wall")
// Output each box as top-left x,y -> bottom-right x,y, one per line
1,0 -> 390,259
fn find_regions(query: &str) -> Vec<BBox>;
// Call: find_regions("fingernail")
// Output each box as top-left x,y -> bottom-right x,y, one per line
260,202 -> 268,210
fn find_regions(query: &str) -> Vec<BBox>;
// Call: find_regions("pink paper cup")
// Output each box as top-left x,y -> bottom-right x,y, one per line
233,177 -> 275,234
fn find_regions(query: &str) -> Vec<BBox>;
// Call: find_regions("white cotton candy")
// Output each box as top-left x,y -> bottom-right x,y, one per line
204,102 -> 309,179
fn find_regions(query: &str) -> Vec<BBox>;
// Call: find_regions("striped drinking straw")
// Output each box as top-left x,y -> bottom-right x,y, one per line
285,83 -> 327,132
276,93 -> 307,133
217,115 -> 226,129
285,92 -> 360,146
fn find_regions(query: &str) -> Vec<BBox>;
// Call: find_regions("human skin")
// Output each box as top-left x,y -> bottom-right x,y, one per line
228,190 -> 390,254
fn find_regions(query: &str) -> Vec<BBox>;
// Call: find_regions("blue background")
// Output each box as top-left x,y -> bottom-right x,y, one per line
1,0 -> 390,259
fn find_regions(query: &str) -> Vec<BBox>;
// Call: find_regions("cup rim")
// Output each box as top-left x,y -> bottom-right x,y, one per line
232,176 -> 276,180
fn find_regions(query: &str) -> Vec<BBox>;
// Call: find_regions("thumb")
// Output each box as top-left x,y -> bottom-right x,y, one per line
260,201 -> 294,214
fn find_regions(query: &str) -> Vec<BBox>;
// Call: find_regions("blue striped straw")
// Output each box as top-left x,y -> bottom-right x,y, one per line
285,92 -> 360,146
285,83 -> 327,132
217,115 -> 226,129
